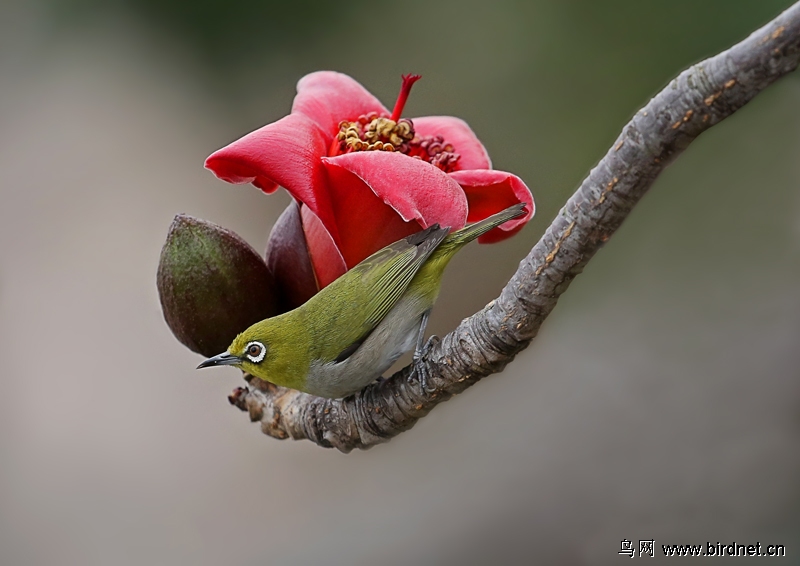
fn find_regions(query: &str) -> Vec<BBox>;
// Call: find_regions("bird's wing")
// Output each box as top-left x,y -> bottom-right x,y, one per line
306,224 -> 450,363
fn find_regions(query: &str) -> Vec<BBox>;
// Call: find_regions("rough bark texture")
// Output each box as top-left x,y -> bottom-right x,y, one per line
228,3 -> 800,452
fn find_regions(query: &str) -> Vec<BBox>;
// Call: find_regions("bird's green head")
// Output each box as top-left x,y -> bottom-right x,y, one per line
197,327 -> 269,375
196,318 -> 305,389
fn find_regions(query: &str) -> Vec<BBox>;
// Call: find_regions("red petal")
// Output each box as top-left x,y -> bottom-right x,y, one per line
265,201 -> 320,310
292,71 -> 389,137
322,152 -> 468,267
300,205 -> 347,289
204,113 -> 338,238
449,169 -> 534,243
412,116 -> 491,171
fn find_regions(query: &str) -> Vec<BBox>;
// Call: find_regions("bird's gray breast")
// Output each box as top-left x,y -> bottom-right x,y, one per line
305,293 -> 428,399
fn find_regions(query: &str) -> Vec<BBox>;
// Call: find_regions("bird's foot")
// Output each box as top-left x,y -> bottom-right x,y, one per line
408,335 -> 440,394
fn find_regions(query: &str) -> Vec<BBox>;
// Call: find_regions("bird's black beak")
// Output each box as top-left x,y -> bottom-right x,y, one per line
197,352 -> 240,369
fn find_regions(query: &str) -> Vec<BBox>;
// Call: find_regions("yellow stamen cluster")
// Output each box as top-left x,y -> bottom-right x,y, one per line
337,114 -> 415,153
335,112 -> 461,172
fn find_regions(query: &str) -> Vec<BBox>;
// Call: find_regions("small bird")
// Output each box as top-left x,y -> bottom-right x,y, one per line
198,203 -> 527,398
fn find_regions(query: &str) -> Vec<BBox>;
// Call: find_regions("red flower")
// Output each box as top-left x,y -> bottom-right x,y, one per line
205,72 -> 533,308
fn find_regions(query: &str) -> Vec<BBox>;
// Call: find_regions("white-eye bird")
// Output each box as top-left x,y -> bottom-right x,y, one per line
198,203 -> 527,398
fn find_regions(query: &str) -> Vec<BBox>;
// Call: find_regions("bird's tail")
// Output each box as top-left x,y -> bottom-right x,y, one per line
410,203 -> 529,302
438,203 -> 528,253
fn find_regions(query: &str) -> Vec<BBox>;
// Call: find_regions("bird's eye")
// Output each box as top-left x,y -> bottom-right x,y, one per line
244,341 -> 266,363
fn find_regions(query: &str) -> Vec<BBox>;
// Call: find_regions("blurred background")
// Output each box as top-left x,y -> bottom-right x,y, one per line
1,0 -> 799,563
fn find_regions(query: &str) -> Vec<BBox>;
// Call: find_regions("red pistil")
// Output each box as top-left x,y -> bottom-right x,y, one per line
390,74 -> 421,122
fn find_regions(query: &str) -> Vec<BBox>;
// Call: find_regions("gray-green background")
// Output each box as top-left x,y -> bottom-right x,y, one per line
1,1 -> 798,564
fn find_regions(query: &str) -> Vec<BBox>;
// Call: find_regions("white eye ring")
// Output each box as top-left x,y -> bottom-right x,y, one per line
245,341 -> 267,363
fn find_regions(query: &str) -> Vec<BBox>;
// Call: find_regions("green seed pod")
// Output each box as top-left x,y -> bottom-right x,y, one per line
157,214 -> 278,357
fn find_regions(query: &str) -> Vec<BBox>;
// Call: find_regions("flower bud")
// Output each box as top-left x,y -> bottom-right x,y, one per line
265,201 -> 319,310
157,214 -> 278,357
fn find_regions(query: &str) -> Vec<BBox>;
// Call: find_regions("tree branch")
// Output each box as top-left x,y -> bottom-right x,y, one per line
228,2 -> 800,452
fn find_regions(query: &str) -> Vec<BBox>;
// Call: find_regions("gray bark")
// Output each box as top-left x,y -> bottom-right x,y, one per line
228,2 -> 800,452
